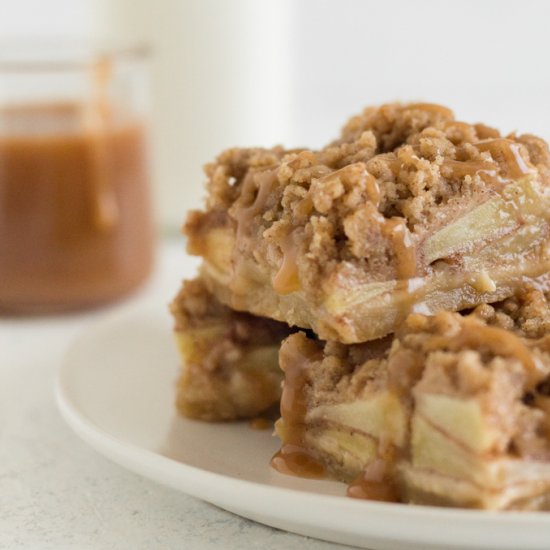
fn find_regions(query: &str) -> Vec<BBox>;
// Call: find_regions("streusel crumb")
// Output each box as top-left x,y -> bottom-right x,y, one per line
193,103 -> 549,287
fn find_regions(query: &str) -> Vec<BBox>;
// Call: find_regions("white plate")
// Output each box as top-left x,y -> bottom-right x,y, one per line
56,305 -> 550,550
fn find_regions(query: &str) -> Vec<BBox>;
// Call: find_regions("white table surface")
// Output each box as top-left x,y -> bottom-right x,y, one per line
0,239 -> 347,550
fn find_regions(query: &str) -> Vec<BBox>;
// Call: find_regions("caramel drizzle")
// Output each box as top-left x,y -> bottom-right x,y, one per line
440,158 -> 511,188
365,173 -> 381,208
381,218 -> 417,280
234,168 -> 277,242
82,55 -> 120,232
273,334 -> 406,501
388,134 -> 534,191
230,169 -> 278,295
439,138 -> 535,188
424,317 -> 545,390
249,417 -> 272,430
271,335 -> 326,479
440,159 -> 497,179
272,231 -> 301,295
474,138 -> 535,180
347,456 -> 400,503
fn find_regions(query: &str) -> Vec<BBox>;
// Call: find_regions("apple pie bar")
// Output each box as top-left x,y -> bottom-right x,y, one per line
273,288 -> 550,509
172,102 -> 550,510
170,278 -> 291,421
186,103 -> 550,342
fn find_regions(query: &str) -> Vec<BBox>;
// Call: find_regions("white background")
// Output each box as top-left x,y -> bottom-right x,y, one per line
1,0 -> 550,226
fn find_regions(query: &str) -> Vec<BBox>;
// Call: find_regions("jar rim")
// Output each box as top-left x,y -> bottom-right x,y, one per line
0,39 -> 149,72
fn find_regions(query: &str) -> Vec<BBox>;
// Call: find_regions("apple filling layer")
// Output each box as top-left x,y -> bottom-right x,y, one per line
273,288 -> 550,509
170,278 -> 291,421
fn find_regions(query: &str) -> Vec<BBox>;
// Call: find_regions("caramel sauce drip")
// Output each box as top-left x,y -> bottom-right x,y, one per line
234,168 -> 278,242
272,231 -> 300,295
83,55 -> 120,232
474,138 -> 535,180
382,218 -> 417,280
425,318 -> 545,390
365,173 -> 381,207
273,335 -> 405,498
231,169 -> 278,294
249,417 -> 272,430
271,444 -> 327,478
440,159 -> 496,179
534,395 -> 550,416
440,138 -> 535,186
294,193 -> 314,220
347,457 -> 400,503
474,123 -> 501,140
271,334 -> 327,479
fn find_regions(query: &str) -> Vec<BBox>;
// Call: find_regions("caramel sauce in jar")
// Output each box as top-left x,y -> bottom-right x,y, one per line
0,102 -> 154,313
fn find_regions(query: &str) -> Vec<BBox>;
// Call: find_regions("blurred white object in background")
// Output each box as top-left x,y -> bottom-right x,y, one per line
289,0 -> 550,149
0,0 -> 89,39
2,0 -> 550,232
93,0 -> 291,231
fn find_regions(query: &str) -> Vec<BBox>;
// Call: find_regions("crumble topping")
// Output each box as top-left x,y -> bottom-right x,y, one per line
190,102 -> 550,289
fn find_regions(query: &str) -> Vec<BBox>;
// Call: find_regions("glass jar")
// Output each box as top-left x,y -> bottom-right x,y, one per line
0,42 -> 154,313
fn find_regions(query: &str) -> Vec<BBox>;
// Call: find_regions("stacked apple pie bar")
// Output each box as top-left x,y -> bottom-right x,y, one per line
171,103 -> 550,509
